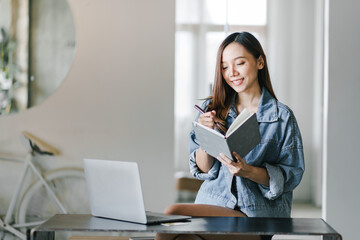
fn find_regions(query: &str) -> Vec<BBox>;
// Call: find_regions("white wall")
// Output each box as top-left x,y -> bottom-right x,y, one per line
323,0 -> 360,239
0,0 -> 175,213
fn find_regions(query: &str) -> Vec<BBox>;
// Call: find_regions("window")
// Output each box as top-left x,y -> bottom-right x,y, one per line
174,0 -> 268,171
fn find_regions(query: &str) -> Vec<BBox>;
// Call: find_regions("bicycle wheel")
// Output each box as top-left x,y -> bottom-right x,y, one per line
15,168 -> 90,226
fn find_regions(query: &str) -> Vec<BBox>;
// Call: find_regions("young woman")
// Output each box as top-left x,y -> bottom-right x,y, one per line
165,32 -> 305,219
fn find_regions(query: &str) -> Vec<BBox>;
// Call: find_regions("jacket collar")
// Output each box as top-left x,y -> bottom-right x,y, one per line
257,87 -> 278,122
227,87 -> 278,123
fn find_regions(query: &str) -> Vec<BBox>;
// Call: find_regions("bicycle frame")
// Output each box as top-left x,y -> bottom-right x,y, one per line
0,152 -> 69,240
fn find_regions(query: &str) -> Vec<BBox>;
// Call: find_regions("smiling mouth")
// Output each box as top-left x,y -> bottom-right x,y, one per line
232,78 -> 244,86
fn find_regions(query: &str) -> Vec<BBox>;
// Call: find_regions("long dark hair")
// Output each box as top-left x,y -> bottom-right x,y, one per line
206,32 -> 277,133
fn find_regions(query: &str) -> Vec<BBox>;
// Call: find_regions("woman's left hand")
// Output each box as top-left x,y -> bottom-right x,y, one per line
217,151 -> 270,186
216,152 -> 252,178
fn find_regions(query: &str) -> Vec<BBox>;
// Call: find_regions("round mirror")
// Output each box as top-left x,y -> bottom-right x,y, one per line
0,0 -> 76,115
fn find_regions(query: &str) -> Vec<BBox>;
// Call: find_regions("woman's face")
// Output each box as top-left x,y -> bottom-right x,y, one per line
221,42 -> 263,94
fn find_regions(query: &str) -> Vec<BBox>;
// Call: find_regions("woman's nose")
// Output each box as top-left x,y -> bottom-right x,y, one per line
230,66 -> 238,76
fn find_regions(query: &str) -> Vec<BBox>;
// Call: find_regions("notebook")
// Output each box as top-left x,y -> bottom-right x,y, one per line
83,158 -> 191,225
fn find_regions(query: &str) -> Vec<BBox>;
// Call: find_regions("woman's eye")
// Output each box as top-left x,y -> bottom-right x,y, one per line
237,62 -> 245,65
222,67 -> 228,70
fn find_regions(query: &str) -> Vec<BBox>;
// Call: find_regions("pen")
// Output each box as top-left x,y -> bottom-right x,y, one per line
194,104 -> 205,114
194,105 -> 222,128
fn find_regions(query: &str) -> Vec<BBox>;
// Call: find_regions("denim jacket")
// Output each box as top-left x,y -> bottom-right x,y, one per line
189,87 -> 305,217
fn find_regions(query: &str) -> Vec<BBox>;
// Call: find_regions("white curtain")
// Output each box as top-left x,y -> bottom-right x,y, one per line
267,0 -> 324,206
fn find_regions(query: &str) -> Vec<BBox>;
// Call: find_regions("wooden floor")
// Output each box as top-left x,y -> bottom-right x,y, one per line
292,202 -> 322,218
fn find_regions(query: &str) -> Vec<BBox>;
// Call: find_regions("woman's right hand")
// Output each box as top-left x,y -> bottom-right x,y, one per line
198,110 -> 217,129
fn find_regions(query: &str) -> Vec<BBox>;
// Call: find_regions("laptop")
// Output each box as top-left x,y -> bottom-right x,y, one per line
83,158 -> 191,225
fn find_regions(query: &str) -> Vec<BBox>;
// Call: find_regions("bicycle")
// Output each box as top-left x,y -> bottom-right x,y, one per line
0,132 -> 90,240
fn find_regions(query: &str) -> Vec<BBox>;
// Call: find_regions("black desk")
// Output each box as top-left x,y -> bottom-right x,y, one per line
29,214 -> 342,240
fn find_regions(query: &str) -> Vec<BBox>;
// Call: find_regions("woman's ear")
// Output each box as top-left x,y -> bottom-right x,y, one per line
257,56 -> 265,70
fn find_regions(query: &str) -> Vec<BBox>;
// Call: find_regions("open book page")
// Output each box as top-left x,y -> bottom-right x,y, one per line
226,108 -> 251,137
192,121 -> 232,159
193,121 -> 225,138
